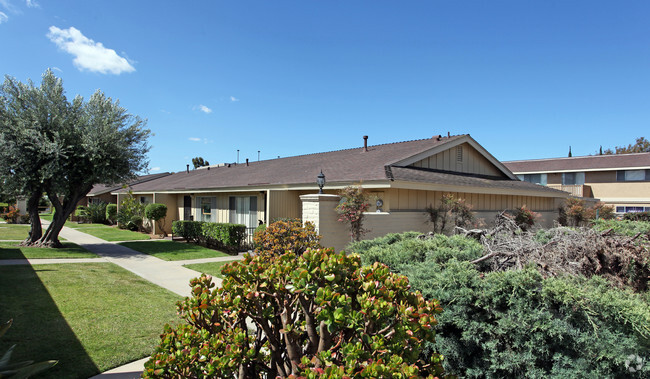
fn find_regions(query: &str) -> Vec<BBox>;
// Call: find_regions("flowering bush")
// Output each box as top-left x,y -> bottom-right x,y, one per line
1,205 -> 21,224
335,185 -> 370,242
143,247 -> 445,378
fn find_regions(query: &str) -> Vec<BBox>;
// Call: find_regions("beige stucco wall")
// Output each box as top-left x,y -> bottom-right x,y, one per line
301,194 -> 349,251
588,182 -> 650,207
152,193 -> 178,235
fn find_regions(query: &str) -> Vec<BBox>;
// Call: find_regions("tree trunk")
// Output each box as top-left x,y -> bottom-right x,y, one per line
31,190 -> 84,248
21,190 -> 43,245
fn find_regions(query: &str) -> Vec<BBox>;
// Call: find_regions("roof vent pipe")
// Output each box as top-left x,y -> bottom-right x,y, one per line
363,135 -> 368,152
246,158 -> 249,166
186,164 -> 189,173
447,131 -> 450,137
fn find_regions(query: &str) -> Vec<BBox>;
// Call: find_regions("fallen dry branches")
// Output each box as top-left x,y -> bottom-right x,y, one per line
458,213 -> 650,292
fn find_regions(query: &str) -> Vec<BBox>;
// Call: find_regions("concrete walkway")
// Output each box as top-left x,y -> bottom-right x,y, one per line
1,222 -> 243,378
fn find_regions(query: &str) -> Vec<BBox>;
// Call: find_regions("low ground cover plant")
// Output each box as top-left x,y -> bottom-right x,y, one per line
349,231 -> 650,377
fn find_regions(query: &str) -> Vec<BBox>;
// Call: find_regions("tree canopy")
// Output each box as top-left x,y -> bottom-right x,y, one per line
191,156 -> 209,169
603,137 -> 650,155
0,70 -> 150,247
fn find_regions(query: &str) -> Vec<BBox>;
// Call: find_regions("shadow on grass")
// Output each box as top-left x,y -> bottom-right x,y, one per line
0,253 -> 99,378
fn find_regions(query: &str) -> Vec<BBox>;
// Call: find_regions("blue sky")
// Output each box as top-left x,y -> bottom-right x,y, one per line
1,1 -> 648,174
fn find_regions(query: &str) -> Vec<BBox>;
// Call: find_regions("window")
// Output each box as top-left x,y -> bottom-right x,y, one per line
616,206 -> 649,213
139,196 -> 152,204
617,170 -> 649,182
562,172 -> 584,185
518,173 -> 547,185
229,196 -> 258,229
197,197 -> 216,222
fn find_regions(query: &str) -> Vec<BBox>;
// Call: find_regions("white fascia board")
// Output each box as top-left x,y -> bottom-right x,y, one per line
597,198 -> 650,204
512,166 -> 650,175
390,135 -> 518,180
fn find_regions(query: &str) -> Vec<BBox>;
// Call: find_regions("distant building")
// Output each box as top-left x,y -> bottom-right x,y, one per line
504,153 -> 650,214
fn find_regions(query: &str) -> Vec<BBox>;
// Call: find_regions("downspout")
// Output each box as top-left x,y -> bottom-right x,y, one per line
265,189 -> 270,224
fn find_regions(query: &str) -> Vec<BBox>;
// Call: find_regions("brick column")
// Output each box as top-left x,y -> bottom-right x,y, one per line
300,194 -> 349,251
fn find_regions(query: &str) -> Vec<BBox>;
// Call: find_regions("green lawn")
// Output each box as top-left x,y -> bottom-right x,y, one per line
0,224 -> 30,240
69,223 -> 151,241
119,240 -> 231,261
0,242 -> 98,259
39,212 -> 53,222
0,263 -> 181,378
183,260 -> 236,279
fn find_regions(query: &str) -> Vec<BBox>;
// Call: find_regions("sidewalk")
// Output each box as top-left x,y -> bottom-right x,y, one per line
2,222 -> 242,378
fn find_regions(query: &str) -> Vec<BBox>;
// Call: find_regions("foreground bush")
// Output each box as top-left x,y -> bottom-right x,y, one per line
144,248 -> 445,378
352,233 -> 650,378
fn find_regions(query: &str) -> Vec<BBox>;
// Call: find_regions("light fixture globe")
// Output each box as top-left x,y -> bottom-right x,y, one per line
317,170 -> 326,194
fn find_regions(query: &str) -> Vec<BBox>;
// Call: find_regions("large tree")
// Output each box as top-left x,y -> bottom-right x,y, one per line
603,136 -> 650,154
0,70 -> 150,247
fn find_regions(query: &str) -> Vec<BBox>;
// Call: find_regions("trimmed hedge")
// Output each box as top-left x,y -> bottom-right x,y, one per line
172,220 -> 245,249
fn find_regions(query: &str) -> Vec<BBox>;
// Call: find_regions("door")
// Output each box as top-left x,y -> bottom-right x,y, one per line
183,196 -> 192,220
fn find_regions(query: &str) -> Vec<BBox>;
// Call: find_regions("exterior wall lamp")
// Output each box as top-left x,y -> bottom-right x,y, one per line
317,170 -> 326,194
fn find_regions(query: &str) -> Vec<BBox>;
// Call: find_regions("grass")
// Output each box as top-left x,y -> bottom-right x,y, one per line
0,263 -> 181,378
0,224 -> 30,240
39,212 -> 53,222
183,260 -> 235,279
119,240 -> 231,261
68,223 -> 151,241
0,242 -> 98,259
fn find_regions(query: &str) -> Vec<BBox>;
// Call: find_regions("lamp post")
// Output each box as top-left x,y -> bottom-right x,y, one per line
317,170 -> 326,194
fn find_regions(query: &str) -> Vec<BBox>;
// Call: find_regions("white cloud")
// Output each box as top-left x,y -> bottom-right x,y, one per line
197,104 -> 212,114
25,0 -> 39,8
0,12 -> 7,24
230,96 -> 239,102
188,137 -> 213,144
151,167 -> 161,172
51,66 -> 62,72
47,26 -> 135,75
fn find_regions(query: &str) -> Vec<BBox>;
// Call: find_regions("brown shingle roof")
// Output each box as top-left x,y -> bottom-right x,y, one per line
88,172 -> 172,195
114,135 -> 562,197
118,136 -> 467,192
504,153 -> 650,173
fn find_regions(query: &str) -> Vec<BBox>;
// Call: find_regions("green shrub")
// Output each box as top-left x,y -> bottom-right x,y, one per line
171,220 -> 246,249
171,220 -> 203,243
592,219 -> 650,237
86,202 -> 107,224
127,215 -> 143,231
201,222 -> 246,249
624,211 -> 650,222
116,192 -> 145,229
253,219 -> 321,255
144,203 -> 167,235
356,232 -> 650,378
105,204 -> 117,224
511,205 -> 539,231
144,248 -> 445,378
253,223 -> 266,248
74,205 -> 91,223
